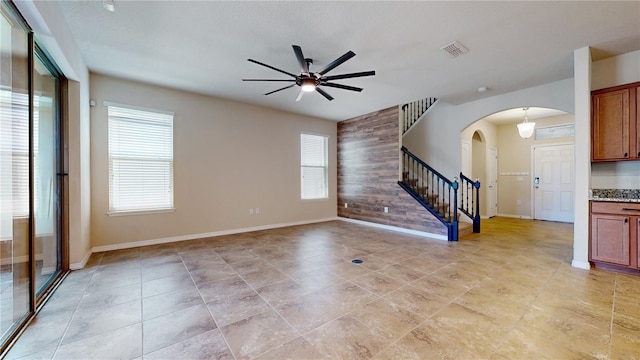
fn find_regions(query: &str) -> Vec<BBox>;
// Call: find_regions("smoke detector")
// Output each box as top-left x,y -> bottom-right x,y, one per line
440,41 -> 468,58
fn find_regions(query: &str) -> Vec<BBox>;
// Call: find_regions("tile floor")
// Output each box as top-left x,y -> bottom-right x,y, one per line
5,217 -> 640,359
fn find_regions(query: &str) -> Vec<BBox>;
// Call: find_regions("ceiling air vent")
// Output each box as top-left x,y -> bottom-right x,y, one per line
440,41 -> 468,58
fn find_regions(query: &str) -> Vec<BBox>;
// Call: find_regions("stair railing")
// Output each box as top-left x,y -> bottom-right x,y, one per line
459,173 -> 481,233
398,146 -> 459,241
401,97 -> 438,135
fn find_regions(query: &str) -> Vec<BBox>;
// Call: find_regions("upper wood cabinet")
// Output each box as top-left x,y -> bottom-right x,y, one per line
592,82 -> 640,162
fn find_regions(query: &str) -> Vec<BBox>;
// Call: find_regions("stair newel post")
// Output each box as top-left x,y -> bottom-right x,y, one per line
451,178 -> 459,241
473,178 -> 481,233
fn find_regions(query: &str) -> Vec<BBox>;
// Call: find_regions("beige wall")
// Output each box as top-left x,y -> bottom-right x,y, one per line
460,117 -> 498,217
496,114 -> 575,218
90,74 -> 337,249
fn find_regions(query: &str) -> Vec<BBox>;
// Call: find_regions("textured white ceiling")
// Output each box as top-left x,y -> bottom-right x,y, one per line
56,1 -> 640,121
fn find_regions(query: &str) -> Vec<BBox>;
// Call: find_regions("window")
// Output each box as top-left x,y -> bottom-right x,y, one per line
300,133 -> 328,200
108,104 -> 174,213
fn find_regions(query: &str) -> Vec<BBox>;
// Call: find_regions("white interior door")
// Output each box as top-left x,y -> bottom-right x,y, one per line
487,147 -> 497,217
533,143 -> 574,222
461,140 -> 471,177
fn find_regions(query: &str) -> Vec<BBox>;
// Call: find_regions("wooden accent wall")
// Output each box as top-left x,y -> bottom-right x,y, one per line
337,106 -> 446,236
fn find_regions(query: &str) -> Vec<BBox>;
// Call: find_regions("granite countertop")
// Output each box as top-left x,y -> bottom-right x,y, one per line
590,189 -> 640,203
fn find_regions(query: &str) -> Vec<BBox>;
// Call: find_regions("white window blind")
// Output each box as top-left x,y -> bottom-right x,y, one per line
108,105 -> 174,213
0,90 -> 35,218
300,133 -> 328,200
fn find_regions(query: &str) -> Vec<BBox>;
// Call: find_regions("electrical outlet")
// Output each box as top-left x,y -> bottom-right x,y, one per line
255,208 -> 260,215
516,200 -> 522,206
249,208 -> 253,215
384,207 -> 389,213
344,203 -> 348,208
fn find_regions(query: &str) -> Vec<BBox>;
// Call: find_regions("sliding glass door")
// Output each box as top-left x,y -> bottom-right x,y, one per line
33,47 -> 63,298
0,1 -> 32,347
0,1 -> 67,353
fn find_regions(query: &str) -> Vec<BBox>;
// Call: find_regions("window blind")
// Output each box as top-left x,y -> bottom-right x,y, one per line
300,133 -> 328,199
108,105 -> 174,213
0,90 -> 34,218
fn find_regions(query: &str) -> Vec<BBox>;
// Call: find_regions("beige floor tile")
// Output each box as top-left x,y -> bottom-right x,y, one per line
8,218 -> 640,360
304,315 -> 390,359
63,299 -> 141,344
275,292 -> 347,333
241,266 -> 289,288
197,275 -> 254,303
372,321 -> 479,360
384,284 -> 450,319
315,281 -> 378,313
220,309 -> 298,360
409,273 -> 469,300
142,286 -> 204,320
141,271 -> 195,298
494,325 -> 601,360
142,304 -> 217,354
351,272 -> 405,296
188,263 -> 237,287
254,336 -> 323,360
54,323 -> 142,360
351,297 -> 421,341
376,264 -> 425,283
143,329 -> 233,360
206,290 -> 271,327
256,278 -> 309,307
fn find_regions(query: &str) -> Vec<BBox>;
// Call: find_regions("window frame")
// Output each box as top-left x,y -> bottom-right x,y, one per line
106,102 -> 175,215
300,132 -> 329,200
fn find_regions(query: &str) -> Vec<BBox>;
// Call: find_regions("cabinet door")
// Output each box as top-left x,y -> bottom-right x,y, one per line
591,213 -> 630,265
637,218 -> 640,269
635,86 -> 639,158
592,89 -> 630,161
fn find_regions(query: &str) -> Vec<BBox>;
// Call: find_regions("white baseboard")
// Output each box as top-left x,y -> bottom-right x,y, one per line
571,259 -> 591,270
337,217 -> 447,241
496,213 -> 532,220
90,217 -> 340,255
70,249 -> 92,270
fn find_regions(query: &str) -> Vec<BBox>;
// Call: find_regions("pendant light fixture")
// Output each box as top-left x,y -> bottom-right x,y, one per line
517,107 -> 535,139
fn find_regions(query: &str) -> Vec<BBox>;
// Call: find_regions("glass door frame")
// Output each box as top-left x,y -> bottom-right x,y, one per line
0,0 -> 69,355
32,42 -> 68,303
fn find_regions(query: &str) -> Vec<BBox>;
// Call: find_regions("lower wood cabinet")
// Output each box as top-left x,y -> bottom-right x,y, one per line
590,201 -> 640,272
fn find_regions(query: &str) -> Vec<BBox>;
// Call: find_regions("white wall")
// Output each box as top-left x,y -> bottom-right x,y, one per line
590,50 -> 640,190
592,50 -> 640,90
403,78 -> 574,181
90,74 -> 337,249
496,114 -> 574,218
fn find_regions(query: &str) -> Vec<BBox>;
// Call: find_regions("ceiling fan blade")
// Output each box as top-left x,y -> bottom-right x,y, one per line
242,79 -> 296,82
322,71 -> 376,81
292,45 -> 309,74
295,89 -> 305,102
315,87 -> 334,101
321,82 -> 363,92
248,59 -> 297,78
317,50 -> 355,75
264,84 -> 295,96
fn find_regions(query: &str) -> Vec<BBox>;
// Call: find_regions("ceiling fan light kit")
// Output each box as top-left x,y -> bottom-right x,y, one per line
243,45 -> 375,101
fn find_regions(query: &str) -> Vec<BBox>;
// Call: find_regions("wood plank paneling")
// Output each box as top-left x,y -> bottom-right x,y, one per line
337,106 -> 446,235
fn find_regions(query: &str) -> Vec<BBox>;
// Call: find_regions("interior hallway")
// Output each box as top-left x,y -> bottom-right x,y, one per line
5,217 -> 639,359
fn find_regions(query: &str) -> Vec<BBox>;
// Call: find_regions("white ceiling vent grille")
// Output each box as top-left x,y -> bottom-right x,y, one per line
440,41 -> 468,58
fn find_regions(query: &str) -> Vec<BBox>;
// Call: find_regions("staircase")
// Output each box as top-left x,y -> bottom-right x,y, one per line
398,146 -> 480,241
401,97 -> 438,135
398,97 -> 480,240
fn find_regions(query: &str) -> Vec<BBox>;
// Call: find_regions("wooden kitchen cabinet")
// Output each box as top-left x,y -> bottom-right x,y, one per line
591,212 -> 630,265
590,201 -> 640,273
591,82 -> 640,162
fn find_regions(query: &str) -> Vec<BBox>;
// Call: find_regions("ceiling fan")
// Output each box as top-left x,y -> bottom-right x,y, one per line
243,45 -> 375,101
